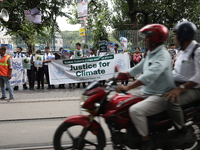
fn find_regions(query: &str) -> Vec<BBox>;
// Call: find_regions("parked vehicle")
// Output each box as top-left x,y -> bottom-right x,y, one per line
53,70 -> 200,150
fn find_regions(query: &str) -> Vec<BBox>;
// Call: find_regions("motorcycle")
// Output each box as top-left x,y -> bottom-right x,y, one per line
53,69 -> 200,150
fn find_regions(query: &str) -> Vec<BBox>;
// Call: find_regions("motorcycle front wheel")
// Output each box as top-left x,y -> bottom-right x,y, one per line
53,122 -> 105,150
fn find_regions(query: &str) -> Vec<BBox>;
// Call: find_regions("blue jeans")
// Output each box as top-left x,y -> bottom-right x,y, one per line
0,76 -> 13,99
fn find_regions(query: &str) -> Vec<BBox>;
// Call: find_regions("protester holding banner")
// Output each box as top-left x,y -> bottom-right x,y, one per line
26,49 -> 35,90
68,51 -> 76,89
43,46 -> 55,89
14,47 -> 26,58
74,43 -> 86,88
114,44 -> 119,54
0,46 -> 14,101
89,48 -> 95,57
13,47 -> 28,90
74,43 -> 83,59
55,51 -> 66,89
35,50 -> 44,89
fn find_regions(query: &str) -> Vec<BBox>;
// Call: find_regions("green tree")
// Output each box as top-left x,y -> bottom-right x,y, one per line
110,0 -> 200,48
0,0 -> 69,53
111,0 -> 200,29
67,0 -> 111,51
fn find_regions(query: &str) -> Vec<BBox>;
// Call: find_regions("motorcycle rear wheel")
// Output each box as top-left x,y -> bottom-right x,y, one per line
53,122 -> 105,150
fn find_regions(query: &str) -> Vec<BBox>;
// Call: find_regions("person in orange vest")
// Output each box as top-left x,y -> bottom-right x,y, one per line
0,46 -> 14,101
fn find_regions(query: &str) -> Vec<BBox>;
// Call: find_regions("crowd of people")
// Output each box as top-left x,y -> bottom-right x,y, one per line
0,40 -> 185,100
1,21 -> 200,150
13,43 -> 97,90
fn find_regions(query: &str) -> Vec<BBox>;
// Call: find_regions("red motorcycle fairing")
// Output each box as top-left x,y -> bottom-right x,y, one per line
102,94 -> 143,129
82,87 -> 106,109
64,115 -> 103,132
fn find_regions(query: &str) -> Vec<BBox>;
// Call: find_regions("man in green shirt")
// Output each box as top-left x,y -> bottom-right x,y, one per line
116,24 -> 175,150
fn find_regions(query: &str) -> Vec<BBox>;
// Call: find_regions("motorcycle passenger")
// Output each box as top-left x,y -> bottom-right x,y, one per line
115,24 -> 176,150
164,22 -> 200,132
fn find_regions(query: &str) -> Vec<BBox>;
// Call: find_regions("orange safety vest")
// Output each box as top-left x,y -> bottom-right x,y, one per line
0,54 -> 10,77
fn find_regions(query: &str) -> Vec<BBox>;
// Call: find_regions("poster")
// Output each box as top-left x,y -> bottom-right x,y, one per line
61,49 -> 70,59
79,27 -> 85,36
24,9 -> 41,24
120,37 -> 128,50
10,58 -> 26,86
77,0 -> 88,18
22,57 -> 31,69
99,41 -> 108,53
2,44 -> 14,57
34,55 -> 43,67
108,42 -> 115,52
47,55 -> 55,60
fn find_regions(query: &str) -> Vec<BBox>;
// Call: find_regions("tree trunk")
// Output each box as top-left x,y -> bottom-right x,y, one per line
127,0 -> 138,30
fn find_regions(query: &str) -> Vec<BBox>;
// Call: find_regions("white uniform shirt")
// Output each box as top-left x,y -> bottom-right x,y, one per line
172,40 -> 200,88
89,54 -> 95,57
74,49 -> 83,59
14,52 -> 25,58
43,53 -> 54,66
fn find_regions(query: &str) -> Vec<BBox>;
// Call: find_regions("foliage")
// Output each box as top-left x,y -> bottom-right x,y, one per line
0,0 -> 69,52
110,0 -> 200,48
111,0 -> 200,30
60,31 -> 81,50
67,0 -> 111,51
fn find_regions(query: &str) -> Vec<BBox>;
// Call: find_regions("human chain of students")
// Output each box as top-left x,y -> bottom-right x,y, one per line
0,40 -> 183,102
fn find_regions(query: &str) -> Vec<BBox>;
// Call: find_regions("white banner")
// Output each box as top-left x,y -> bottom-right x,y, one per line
49,53 -> 130,84
10,58 -> 26,86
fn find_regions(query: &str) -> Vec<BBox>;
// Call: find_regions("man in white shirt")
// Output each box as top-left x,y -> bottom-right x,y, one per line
74,43 -> 85,88
13,47 -> 28,90
74,43 -> 83,59
164,22 -> 200,132
26,49 -> 35,89
43,46 -> 55,89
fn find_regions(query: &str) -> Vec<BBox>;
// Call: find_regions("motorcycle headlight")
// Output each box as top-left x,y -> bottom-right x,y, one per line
80,95 -> 90,106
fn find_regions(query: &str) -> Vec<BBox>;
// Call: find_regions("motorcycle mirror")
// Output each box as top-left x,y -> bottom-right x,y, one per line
116,72 -> 129,81
114,65 -> 119,72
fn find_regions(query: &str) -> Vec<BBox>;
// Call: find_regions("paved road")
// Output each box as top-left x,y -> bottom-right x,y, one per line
0,83 -> 141,150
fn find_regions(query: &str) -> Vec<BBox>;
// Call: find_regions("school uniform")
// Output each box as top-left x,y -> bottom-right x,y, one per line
35,64 -> 44,89
43,53 -> 55,89
167,40 -> 200,129
26,54 -> 35,89
13,52 -> 28,90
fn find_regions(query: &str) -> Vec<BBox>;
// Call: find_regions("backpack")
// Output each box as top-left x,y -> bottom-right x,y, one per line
14,53 -> 24,58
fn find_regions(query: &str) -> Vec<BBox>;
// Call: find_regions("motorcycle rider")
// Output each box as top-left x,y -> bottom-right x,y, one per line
164,22 -> 200,132
116,24 -> 176,150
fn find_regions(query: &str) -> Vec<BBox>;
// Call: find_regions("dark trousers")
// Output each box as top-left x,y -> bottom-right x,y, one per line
36,67 -> 44,88
77,82 -> 86,88
27,66 -> 35,88
43,65 -> 50,86
121,80 -> 129,85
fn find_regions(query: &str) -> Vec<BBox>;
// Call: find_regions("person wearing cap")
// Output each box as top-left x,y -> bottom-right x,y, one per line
115,24 -> 175,150
164,22 -> 200,133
